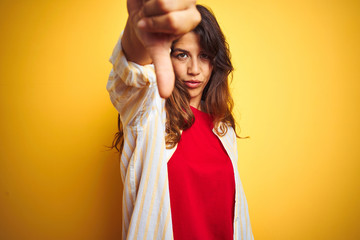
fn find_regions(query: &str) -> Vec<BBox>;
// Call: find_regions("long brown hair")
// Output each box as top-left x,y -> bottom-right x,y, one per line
111,5 -> 237,152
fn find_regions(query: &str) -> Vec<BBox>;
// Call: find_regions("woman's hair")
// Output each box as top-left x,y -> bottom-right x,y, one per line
165,5 -> 236,148
111,5 -> 237,152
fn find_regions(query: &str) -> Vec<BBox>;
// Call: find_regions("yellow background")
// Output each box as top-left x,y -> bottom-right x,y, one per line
0,0 -> 359,239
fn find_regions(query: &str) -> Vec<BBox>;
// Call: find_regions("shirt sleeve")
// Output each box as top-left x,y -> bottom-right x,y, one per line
106,34 -> 161,127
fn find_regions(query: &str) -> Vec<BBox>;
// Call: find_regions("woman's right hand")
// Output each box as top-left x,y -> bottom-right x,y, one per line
122,0 -> 201,98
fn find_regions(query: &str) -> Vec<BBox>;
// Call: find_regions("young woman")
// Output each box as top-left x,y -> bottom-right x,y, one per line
107,0 -> 253,239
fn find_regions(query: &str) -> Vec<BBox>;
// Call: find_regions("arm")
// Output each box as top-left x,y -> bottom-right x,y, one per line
121,19 -> 152,65
122,0 -> 201,98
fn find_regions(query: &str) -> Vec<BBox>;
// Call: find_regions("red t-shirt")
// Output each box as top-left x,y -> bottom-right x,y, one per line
167,106 -> 235,240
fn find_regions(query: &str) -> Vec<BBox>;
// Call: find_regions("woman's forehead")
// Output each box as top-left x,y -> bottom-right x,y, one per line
173,32 -> 203,51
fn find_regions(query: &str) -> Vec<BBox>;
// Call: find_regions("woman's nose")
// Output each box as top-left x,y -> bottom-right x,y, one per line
187,58 -> 200,75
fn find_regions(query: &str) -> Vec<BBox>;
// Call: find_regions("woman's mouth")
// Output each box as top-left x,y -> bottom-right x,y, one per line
184,80 -> 201,89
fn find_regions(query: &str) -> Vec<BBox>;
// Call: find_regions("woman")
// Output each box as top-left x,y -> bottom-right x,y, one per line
107,0 -> 253,239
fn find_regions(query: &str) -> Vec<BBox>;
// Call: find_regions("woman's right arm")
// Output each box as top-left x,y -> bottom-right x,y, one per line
107,0 -> 200,125
121,20 -> 152,66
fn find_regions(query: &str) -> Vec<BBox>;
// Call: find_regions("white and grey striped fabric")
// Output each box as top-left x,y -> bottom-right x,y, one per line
107,35 -> 254,240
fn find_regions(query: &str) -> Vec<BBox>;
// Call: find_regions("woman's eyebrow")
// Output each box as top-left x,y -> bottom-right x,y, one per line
172,48 -> 189,53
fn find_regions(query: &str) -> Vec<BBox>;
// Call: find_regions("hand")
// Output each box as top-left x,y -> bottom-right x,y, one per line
126,0 -> 201,98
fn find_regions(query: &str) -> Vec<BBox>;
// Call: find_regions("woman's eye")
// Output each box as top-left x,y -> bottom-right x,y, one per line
200,53 -> 210,60
176,53 -> 188,59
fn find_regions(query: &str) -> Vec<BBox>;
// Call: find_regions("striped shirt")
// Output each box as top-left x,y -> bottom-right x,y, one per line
107,36 -> 254,240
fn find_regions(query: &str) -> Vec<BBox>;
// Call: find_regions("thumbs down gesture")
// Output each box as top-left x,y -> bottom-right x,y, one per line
122,0 -> 201,98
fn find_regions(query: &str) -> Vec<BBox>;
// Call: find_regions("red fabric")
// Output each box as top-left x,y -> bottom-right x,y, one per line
167,106 -> 235,240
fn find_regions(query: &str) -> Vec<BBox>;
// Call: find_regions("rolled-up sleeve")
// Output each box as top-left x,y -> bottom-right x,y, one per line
106,35 -> 160,127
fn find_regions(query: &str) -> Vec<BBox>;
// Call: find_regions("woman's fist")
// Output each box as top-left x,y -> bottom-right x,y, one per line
125,0 -> 201,98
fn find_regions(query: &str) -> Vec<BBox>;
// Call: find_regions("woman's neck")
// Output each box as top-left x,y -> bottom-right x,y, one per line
189,97 -> 202,110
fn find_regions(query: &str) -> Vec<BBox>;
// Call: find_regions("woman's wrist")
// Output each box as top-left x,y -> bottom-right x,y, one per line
121,19 -> 152,65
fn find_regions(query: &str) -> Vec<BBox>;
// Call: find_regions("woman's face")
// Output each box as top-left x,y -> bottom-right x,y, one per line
171,32 -> 213,109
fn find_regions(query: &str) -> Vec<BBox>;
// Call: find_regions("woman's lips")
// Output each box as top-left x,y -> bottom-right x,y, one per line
184,80 -> 201,89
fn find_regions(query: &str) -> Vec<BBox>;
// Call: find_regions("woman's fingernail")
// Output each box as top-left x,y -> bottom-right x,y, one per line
138,19 -> 146,28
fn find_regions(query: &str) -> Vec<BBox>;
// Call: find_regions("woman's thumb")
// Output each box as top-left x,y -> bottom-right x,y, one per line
149,47 -> 175,99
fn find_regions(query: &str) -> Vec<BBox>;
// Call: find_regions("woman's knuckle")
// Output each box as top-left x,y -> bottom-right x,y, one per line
189,0 -> 197,5
166,14 -> 178,30
147,16 -> 156,29
156,0 -> 170,12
